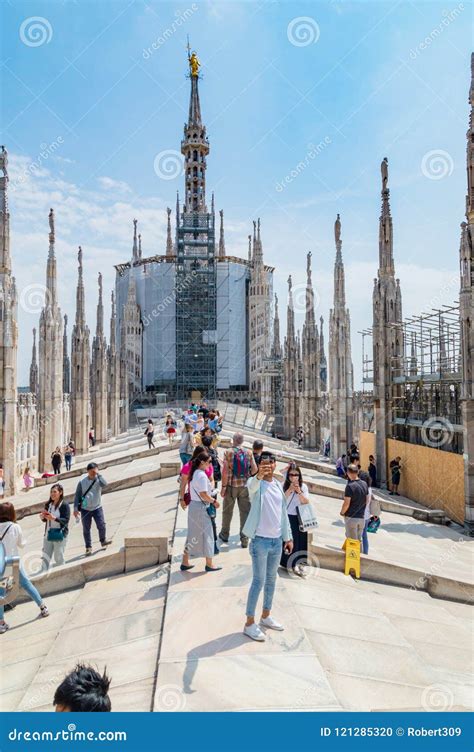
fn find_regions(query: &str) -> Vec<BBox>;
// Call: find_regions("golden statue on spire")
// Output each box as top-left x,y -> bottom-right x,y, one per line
187,38 -> 200,77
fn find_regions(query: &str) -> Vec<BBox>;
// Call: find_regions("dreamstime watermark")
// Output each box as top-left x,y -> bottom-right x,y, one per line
285,550 -> 320,581
287,16 -> 320,47
10,137 -> 65,193
275,138 -> 331,192
421,416 -> 454,448
290,281 -> 321,314
19,283 -> 51,314
421,684 -> 454,712
409,3 -> 464,59
155,683 -> 187,711
153,149 -> 184,180
411,536 -> 464,591
19,16 -> 53,47
427,274 -> 458,309
421,149 -> 454,180
142,5 -> 199,59
142,270 -> 198,327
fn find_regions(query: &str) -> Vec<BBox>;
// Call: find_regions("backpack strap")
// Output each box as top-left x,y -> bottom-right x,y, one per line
0,523 -> 12,541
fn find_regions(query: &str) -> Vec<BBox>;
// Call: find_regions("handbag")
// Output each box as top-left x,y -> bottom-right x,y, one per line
47,527 -> 64,542
296,502 -> 318,532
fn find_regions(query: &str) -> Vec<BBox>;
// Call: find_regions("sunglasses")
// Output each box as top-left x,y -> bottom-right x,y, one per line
289,473 -> 299,477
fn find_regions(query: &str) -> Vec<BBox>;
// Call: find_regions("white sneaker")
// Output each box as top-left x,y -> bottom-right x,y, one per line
259,615 -> 284,631
243,623 -> 266,642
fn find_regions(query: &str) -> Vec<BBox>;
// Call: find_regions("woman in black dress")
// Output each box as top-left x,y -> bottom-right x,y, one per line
280,464 -> 310,578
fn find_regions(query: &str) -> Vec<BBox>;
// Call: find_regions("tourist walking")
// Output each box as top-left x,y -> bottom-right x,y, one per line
178,446 -> 213,505
0,502 -> 49,634
89,428 -> 95,447
23,467 -> 34,491
54,664 -> 111,712
73,463 -> 111,556
358,470 -> 372,555
180,450 -> 221,572
51,447 -> 62,475
340,464 -> 369,545
389,456 -> 402,495
145,419 -> 155,449
335,454 -> 346,478
164,415 -> 176,446
40,483 -> 70,570
64,445 -> 73,472
243,452 -> 293,641
368,454 -> 377,488
219,432 -> 257,548
280,464 -> 310,577
179,423 -> 194,465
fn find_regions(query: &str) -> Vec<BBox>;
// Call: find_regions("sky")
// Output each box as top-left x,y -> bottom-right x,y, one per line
1,0 -> 472,387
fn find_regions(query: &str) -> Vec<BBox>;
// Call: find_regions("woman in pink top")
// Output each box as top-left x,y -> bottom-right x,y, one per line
178,447 -> 213,507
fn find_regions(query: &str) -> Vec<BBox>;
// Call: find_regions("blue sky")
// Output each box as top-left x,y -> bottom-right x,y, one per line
1,0 -> 472,386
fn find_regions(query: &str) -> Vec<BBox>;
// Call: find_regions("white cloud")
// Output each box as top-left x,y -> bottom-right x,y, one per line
97,176 -> 132,194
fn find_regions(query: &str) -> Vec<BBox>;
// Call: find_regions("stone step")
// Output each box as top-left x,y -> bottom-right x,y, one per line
309,542 -> 473,603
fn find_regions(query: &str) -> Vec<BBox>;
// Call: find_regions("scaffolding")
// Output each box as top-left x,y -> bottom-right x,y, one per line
175,211 -> 217,401
359,303 -> 462,453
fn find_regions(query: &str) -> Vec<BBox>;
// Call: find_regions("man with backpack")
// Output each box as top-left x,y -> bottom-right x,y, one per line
219,432 -> 257,548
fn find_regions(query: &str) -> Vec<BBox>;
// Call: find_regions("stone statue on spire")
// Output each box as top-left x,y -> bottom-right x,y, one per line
306,251 -> 312,280
335,213 -> 341,244
381,157 -> 389,191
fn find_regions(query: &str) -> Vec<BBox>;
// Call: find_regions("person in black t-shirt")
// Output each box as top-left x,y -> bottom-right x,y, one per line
340,464 -> 368,543
389,457 -> 401,495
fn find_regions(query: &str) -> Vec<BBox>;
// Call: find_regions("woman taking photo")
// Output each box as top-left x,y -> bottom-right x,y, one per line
180,450 -> 221,573
40,483 -> 70,570
280,464 -> 310,578
51,447 -> 62,475
0,502 -> 49,634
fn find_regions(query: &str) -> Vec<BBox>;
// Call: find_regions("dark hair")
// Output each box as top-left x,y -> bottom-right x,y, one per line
189,449 -> 211,481
0,502 -> 16,523
284,463 -> 303,492
191,446 -> 207,460
259,451 -> 275,464
86,462 -> 98,471
359,470 -> 371,487
369,455 -> 375,461
53,664 -> 111,712
49,483 -> 64,507
252,440 -> 264,451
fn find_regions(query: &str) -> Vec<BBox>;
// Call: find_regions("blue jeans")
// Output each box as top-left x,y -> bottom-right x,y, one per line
0,563 -> 43,620
65,455 -> 72,471
246,535 -> 282,618
362,520 -> 369,555
80,506 -> 107,548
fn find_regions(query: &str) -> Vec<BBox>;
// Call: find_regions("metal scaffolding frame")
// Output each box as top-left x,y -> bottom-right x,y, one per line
359,302 -> 462,453
175,211 -> 217,401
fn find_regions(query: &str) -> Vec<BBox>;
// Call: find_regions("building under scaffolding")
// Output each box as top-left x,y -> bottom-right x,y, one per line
360,302 -> 462,453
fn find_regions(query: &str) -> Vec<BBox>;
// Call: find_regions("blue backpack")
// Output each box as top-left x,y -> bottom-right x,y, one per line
232,448 -> 251,479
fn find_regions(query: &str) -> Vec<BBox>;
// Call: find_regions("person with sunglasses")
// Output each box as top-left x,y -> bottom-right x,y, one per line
180,450 -> 221,573
280,464 -> 310,577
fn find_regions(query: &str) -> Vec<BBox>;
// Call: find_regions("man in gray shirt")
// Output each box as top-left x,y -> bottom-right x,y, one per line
73,462 -> 111,556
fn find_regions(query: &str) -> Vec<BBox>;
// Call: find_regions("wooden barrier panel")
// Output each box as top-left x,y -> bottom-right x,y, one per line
359,431 -> 464,524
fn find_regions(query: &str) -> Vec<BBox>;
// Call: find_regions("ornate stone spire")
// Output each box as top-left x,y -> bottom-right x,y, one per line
29,327 -> 38,395
166,207 -> 173,256
107,289 -> 120,437
248,234 -> 252,263
63,314 -> 70,393
182,44 -> 209,213
96,272 -> 104,339
305,251 -> 316,326
46,208 -> 58,304
76,246 -> 85,325
138,233 -> 142,260
334,213 -> 346,308
286,274 -> 295,344
175,191 -> 180,229
132,218 -> 138,262
218,209 -> 225,258
379,158 -> 394,277
467,51 -> 474,223
110,290 -> 116,351
0,145 -> 11,274
272,294 -> 281,359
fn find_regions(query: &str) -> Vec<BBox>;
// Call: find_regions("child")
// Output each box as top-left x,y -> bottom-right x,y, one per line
23,467 -> 34,491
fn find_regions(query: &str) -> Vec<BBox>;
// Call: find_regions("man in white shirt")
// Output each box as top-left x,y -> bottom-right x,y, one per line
242,452 -> 293,642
